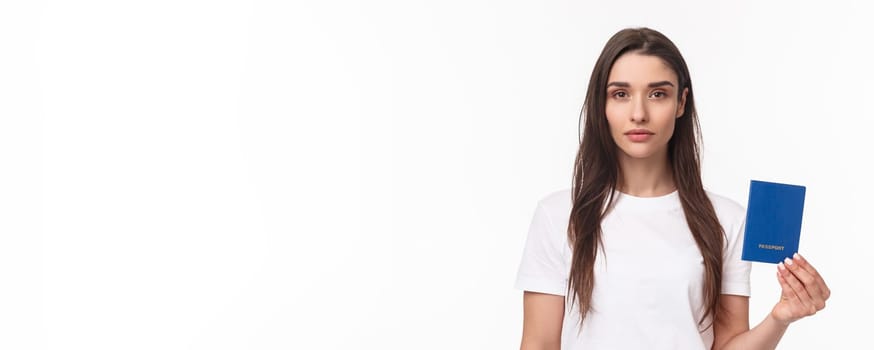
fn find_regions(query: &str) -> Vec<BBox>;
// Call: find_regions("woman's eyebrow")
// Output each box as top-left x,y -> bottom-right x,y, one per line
606,81 -> 675,88
647,81 -> 674,88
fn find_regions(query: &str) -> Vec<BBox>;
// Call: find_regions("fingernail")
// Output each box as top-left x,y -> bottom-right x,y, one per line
794,252 -> 803,260
784,257 -> 793,266
778,262 -> 786,270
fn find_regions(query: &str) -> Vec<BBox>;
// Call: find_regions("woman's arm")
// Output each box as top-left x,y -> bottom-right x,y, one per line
714,253 -> 830,350
713,295 -> 789,350
520,291 -> 564,350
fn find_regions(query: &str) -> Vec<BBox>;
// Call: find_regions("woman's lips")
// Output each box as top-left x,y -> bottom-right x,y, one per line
625,130 -> 654,142
627,134 -> 652,142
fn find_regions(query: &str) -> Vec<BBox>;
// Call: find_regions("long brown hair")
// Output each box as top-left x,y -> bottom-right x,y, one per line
567,27 -> 725,332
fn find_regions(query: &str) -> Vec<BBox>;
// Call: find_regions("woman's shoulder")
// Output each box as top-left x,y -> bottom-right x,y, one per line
531,188 -> 573,224
535,188 -> 573,211
705,190 -> 747,223
537,188 -> 572,205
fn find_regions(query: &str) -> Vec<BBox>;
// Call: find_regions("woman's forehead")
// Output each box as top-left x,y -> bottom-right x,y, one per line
607,53 -> 678,86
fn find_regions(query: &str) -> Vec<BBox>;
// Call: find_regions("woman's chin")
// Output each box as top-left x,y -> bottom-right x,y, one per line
618,147 -> 665,161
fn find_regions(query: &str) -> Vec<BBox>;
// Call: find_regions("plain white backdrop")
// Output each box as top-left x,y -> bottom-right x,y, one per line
1,0 -> 871,349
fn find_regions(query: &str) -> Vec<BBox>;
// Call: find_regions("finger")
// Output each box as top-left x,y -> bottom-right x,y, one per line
789,254 -> 829,310
783,257 -> 825,301
777,272 -> 811,319
775,269 -> 794,302
778,262 -> 817,314
793,253 -> 831,300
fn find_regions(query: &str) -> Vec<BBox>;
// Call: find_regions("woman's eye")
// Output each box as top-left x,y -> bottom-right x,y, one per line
613,91 -> 628,98
650,91 -> 666,98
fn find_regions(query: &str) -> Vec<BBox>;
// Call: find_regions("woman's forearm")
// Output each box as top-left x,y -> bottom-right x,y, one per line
718,313 -> 790,350
519,339 -> 560,350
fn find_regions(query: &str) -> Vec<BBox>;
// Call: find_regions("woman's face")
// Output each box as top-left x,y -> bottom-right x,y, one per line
605,52 -> 688,163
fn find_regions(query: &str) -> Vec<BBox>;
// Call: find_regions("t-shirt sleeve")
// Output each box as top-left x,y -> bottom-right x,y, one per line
722,216 -> 752,296
513,201 -> 568,296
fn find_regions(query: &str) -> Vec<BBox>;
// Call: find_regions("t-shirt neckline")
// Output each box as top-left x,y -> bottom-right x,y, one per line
613,189 -> 681,211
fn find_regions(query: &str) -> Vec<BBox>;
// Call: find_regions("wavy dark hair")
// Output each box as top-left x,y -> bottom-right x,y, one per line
567,27 -> 725,333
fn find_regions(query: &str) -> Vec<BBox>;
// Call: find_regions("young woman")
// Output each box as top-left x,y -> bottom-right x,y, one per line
514,27 -> 830,350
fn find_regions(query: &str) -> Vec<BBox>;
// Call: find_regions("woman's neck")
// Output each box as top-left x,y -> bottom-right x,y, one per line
616,153 -> 676,197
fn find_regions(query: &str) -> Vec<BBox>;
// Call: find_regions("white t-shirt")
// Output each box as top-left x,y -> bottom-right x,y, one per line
514,188 -> 751,350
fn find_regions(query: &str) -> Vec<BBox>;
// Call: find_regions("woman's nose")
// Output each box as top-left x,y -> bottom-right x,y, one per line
630,96 -> 647,122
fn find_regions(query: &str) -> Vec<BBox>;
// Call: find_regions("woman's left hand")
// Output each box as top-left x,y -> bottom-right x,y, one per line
770,253 -> 831,326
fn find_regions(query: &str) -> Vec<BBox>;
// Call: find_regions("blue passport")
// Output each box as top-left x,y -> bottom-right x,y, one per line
741,180 -> 806,264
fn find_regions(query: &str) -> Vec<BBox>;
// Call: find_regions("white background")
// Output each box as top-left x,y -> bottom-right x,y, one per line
1,0 -> 870,349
